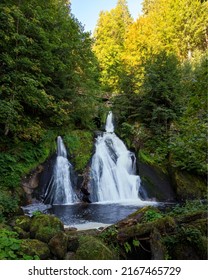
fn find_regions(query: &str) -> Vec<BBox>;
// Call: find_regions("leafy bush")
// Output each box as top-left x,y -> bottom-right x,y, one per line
168,200 -> 207,216
0,191 -> 19,222
142,208 -> 163,222
0,229 -> 39,260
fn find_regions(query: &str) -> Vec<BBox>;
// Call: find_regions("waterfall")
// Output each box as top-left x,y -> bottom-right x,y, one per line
88,112 -> 142,203
105,111 -> 114,133
44,136 -> 77,205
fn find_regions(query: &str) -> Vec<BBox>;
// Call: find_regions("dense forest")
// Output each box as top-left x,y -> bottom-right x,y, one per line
0,0 -> 207,260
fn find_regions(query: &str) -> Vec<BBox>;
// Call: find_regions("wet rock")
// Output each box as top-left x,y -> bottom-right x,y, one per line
22,165 -> 44,203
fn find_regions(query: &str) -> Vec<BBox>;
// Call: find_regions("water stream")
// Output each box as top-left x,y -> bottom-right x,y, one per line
88,111 -> 142,203
43,136 -> 77,205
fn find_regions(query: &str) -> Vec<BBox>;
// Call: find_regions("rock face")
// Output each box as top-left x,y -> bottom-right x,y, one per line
138,162 -> 176,202
22,165 -> 44,203
169,169 -> 207,200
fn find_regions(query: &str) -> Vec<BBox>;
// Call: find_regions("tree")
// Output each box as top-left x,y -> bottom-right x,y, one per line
142,0 -> 208,59
93,0 -> 132,93
0,0 -> 100,139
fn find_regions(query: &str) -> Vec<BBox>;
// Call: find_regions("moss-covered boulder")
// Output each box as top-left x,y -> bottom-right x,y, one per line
138,161 -> 176,201
20,239 -> 50,259
49,232 -> 68,259
73,235 -> 117,260
14,215 -> 31,232
30,214 -> 64,243
13,226 -> 30,239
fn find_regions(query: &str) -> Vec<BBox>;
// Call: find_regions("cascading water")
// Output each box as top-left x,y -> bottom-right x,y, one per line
88,112 -> 142,203
44,136 -> 77,205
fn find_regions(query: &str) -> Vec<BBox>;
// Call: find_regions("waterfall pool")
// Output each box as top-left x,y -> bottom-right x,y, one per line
49,200 -> 158,230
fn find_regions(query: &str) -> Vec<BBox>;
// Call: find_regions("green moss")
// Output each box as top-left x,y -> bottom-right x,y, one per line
49,232 -> 68,259
15,215 -> 31,232
74,235 -> 117,260
162,224 -> 208,260
30,214 -> 64,243
20,239 -> 50,259
13,226 -> 30,239
64,130 -> 94,171
173,170 -> 207,200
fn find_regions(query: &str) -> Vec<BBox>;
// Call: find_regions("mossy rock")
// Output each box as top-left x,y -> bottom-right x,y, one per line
117,216 -> 176,242
30,214 -> 64,243
13,226 -> 30,239
138,152 -> 176,201
20,239 -> 50,259
15,215 -> 31,231
73,235 -> 117,260
171,169 -> 206,200
49,232 -> 68,259
66,233 -> 79,252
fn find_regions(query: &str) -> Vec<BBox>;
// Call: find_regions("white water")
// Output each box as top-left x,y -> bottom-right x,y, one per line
89,112 -> 142,203
44,136 -> 77,205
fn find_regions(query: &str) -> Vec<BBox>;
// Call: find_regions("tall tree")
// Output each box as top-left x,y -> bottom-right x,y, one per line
0,0 -> 100,140
141,0 -> 208,59
93,0 -> 132,93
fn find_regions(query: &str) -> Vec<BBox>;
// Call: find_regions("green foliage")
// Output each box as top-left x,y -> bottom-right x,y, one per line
93,0 -> 132,93
136,52 -> 181,133
0,191 -> 19,222
32,211 -> 42,217
124,241 -> 132,253
0,229 -> 39,260
168,200 -> 207,216
0,130 -> 56,190
64,130 -> 94,171
99,226 -> 118,241
142,209 -> 163,222
168,52 -> 207,174
124,239 -> 140,254
0,0 -> 100,139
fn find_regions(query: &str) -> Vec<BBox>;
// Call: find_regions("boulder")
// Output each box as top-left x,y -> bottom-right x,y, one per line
14,215 -> 31,232
49,232 -> 68,259
30,214 -> 64,243
20,239 -> 50,259
73,235 -> 117,260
